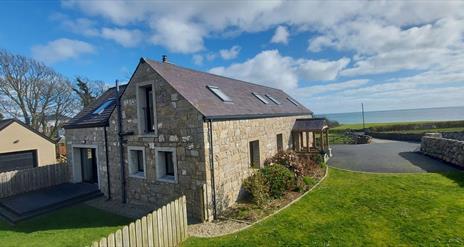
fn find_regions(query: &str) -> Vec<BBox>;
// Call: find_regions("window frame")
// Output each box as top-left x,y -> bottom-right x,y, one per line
249,140 -> 260,168
252,92 -> 269,104
155,147 -> 178,183
136,81 -> 158,136
287,97 -> 299,106
265,94 -> 281,105
127,146 -> 147,179
276,133 -> 283,152
207,85 -> 232,102
93,98 -> 114,115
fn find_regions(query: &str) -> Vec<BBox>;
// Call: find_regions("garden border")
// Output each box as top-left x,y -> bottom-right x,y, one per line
191,165 -> 329,238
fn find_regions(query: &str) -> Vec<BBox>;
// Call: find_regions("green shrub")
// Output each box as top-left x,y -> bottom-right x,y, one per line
310,153 -> 324,165
303,176 -> 317,186
243,172 -> 270,207
261,164 -> 295,198
264,150 -> 305,177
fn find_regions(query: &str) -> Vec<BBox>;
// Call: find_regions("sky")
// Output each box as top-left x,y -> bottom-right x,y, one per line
1,0 -> 463,114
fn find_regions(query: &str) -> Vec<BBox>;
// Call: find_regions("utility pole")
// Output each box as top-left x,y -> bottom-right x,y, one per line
362,103 -> 366,133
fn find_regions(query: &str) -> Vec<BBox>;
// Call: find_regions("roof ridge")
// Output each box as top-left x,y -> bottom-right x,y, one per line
143,58 -> 287,92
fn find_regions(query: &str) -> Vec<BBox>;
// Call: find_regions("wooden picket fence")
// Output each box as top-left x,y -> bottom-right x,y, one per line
0,163 -> 69,198
91,196 -> 188,247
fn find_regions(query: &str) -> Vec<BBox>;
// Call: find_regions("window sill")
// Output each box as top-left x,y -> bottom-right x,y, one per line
129,172 -> 146,179
137,133 -> 157,138
156,176 -> 177,184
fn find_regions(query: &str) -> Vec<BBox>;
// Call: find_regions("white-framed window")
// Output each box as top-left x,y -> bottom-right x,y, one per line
128,146 -> 146,178
155,147 -> 177,183
136,81 -> 157,136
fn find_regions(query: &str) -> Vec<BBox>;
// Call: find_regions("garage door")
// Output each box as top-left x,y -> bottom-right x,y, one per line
0,150 -> 38,172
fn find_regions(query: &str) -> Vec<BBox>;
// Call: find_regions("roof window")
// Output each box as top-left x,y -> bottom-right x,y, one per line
93,99 -> 114,115
252,92 -> 269,104
287,97 -> 299,106
207,86 -> 232,102
265,94 -> 281,105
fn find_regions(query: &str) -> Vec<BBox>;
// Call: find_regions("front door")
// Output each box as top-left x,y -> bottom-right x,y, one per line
80,148 -> 98,184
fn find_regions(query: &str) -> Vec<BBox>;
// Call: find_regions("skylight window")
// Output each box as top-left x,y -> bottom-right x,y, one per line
93,99 -> 114,115
265,94 -> 281,105
207,85 -> 232,102
287,97 -> 299,106
252,92 -> 269,104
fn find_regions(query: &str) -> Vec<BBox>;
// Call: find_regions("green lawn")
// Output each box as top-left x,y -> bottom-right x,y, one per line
0,204 -> 131,247
184,168 -> 464,246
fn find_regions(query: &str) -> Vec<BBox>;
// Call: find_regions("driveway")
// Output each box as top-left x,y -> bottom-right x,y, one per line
328,139 -> 461,173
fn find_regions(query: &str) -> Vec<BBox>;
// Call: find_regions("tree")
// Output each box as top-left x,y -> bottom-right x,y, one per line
73,77 -> 105,108
0,49 -> 78,138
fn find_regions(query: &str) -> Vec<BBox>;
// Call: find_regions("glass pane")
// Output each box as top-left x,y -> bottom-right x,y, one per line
252,93 -> 269,104
165,152 -> 174,176
207,86 -> 232,102
266,94 -> 281,105
137,150 -> 144,172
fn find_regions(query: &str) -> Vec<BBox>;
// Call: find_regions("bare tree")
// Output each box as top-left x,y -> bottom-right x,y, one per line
0,49 -> 78,138
73,77 -> 105,108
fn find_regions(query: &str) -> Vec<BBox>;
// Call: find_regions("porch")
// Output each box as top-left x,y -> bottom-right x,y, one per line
292,118 -> 331,158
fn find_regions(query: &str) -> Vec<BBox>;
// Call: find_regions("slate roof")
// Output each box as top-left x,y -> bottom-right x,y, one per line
64,85 -> 126,129
292,118 -> 328,132
144,58 -> 312,120
0,118 -> 56,143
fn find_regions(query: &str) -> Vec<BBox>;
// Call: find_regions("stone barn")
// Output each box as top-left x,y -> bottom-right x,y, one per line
64,56 -> 324,221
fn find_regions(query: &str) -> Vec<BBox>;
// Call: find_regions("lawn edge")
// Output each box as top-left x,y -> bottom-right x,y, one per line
190,165 -> 329,238
328,165 -> 462,175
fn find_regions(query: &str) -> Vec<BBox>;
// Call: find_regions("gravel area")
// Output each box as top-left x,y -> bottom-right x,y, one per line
85,197 -> 157,219
188,219 -> 250,237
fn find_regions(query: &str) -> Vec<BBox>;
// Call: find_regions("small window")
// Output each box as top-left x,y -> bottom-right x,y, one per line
287,97 -> 299,106
156,147 -> 177,183
276,134 -> 283,152
128,147 -> 146,178
207,85 -> 232,102
252,92 -> 269,104
93,99 -> 114,115
266,94 -> 281,105
136,82 -> 157,135
249,140 -> 260,168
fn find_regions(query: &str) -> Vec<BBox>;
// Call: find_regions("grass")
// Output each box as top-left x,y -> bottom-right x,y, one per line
0,204 -> 131,247
184,168 -> 464,246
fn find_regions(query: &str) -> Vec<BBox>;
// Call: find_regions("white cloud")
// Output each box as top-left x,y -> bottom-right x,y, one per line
150,18 -> 205,53
100,27 -> 143,47
31,38 -> 95,64
297,57 -> 350,81
219,45 -> 241,60
293,79 -> 369,97
209,50 -> 350,90
271,25 -> 289,44
308,36 -> 334,52
63,1 -> 464,54
192,54 -> 204,65
209,50 -> 298,90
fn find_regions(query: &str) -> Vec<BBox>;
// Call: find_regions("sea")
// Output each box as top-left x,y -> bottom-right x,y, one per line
317,106 -> 464,124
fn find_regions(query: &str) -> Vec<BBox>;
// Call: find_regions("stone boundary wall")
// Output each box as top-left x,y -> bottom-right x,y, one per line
421,136 -> 464,167
368,132 -> 423,142
369,131 -> 464,143
442,132 -> 464,141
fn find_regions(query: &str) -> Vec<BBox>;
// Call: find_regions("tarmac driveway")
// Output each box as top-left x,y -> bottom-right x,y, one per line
328,139 -> 461,173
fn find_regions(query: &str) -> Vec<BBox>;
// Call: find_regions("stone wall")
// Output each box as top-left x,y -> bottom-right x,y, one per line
203,115 -> 311,215
442,132 -> 464,141
421,136 -> 464,167
105,62 -> 207,220
368,132 -> 423,142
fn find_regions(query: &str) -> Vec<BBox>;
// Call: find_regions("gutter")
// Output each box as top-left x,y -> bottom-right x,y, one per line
103,126 -> 111,200
206,119 -> 218,220
116,80 -> 127,203
204,112 -> 311,121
